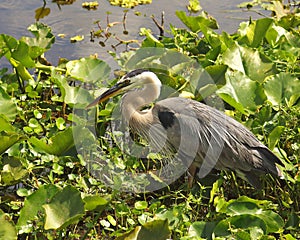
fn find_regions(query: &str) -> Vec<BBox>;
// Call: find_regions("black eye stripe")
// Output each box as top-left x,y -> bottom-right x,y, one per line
124,69 -> 149,78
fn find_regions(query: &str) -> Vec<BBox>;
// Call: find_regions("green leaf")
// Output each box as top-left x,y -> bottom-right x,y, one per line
222,44 -> 275,83
11,41 -> 35,68
226,201 -> 261,216
35,7 -> 51,21
22,22 -> 55,55
264,72 -> 300,106
51,71 -> 93,107
0,87 -> 17,121
216,70 -> 258,114
43,185 -> 85,230
214,214 -> 267,237
0,156 -> 28,186
134,201 -> 148,210
66,57 -> 111,84
0,132 -> 25,155
0,34 -> 18,58
83,195 -> 110,211
257,210 -> 284,233
188,221 -> 217,239
0,209 -> 17,240
176,11 -> 218,33
238,18 -> 273,47
29,127 -> 76,155
268,126 -> 284,150
17,184 -> 60,228
137,219 -> 171,240
70,35 -> 84,43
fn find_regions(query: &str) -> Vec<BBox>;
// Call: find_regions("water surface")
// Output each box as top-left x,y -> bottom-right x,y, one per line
0,0 -> 260,68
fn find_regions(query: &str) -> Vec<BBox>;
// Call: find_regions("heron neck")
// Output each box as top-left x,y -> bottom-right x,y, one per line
121,81 -> 161,124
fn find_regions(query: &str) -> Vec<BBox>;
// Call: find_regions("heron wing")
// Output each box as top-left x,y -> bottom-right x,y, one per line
154,97 -> 282,188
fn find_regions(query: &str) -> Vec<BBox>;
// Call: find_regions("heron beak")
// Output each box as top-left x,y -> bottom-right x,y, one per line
86,80 -> 131,108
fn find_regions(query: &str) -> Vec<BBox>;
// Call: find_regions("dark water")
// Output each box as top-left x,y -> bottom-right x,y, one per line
0,0 -> 259,69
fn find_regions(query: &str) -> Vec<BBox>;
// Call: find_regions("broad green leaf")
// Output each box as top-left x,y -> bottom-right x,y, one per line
268,126 -> 284,150
134,201 -> 148,210
205,64 -> 227,85
216,70 -> 258,114
188,221 -> 217,239
176,11 -> 218,33
22,22 -> 55,54
83,195 -> 110,211
10,41 -> 35,68
66,57 -> 111,84
137,219 -> 170,240
238,18 -> 273,47
29,127 -> 75,155
140,28 -> 164,48
0,34 -> 18,58
0,115 -> 15,132
0,156 -> 28,186
264,72 -> 300,106
226,201 -> 261,216
17,184 -> 60,228
222,43 -> 275,83
257,210 -> 284,233
0,209 -> 17,240
214,214 -> 267,237
0,132 -> 25,155
265,24 -> 287,46
43,185 -> 85,230
0,87 -> 17,121
51,71 -> 93,107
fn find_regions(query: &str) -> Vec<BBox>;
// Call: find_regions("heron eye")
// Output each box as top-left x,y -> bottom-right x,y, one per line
124,79 -> 131,84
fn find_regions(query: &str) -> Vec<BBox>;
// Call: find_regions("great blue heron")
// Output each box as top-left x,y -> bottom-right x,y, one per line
87,69 -> 283,189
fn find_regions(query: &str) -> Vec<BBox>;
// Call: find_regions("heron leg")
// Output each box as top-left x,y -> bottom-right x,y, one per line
188,164 -> 198,188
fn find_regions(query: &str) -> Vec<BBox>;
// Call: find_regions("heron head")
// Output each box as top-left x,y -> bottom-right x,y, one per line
86,69 -> 161,108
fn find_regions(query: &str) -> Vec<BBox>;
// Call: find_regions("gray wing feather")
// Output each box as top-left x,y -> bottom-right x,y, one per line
153,97 -> 282,188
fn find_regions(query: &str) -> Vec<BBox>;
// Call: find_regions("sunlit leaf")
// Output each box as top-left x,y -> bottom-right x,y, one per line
176,11 -> 218,33
222,43 -> 275,83
0,115 -> 15,132
0,132 -> 25,155
17,184 -> 60,228
187,0 -> 202,13
43,185 -> 84,230
264,72 -> 300,106
138,219 -> 170,240
10,41 -> 35,68
216,70 -> 258,114
226,201 -> 261,216
29,127 -> 76,155
238,18 -> 273,47
214,214 -> 267,237
51,71 -> 94,107
66,57 -> 111,84
0,156 -> 27,186
70,35 -> 84,43
109,0 -> 152,8
257,210 -> 284,233
134,201 -> 148,210
83,195 -> 110,211
268,126 -> 284,150
188,221 -> 217,239
0,209 -> 17,240
25,22 -> 55,51
0,34 -> 18,58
